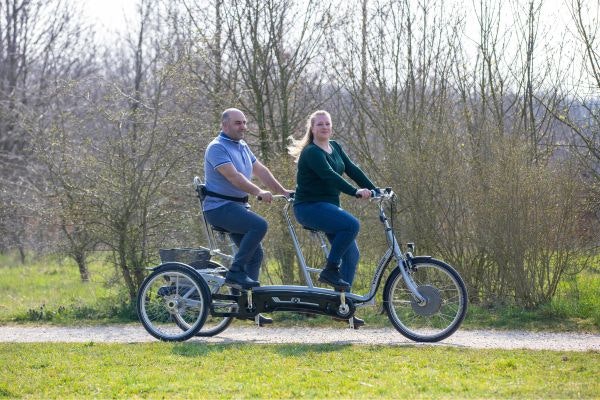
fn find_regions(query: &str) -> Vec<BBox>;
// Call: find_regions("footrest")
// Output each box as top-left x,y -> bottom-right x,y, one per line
212,293 -> 240,301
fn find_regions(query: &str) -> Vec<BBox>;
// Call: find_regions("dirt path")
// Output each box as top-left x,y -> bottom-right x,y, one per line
1,325 -> 598,352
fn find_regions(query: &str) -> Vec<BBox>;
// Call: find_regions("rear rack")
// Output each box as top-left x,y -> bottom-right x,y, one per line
159,247 -> 211,269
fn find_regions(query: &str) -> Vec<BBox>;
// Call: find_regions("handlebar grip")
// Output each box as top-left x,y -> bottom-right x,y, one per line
355,189 -> 378,198
257,193 -> 293,201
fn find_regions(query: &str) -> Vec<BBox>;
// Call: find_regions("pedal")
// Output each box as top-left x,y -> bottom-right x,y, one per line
212,293 -> 239,301
337,290 -> 350,316
224,281 -> 243,290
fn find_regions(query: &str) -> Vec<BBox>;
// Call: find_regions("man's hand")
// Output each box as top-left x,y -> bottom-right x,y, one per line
257,190 -> 273,203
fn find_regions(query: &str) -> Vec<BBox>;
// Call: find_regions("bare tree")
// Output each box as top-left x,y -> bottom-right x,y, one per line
0,0 -> 95,261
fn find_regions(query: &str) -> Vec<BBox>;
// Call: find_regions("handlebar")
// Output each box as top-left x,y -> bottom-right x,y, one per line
355,187 -> 395,200
257,193 -> 295,202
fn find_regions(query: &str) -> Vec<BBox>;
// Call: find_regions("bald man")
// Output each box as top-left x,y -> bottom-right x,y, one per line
203,108 -> 291,298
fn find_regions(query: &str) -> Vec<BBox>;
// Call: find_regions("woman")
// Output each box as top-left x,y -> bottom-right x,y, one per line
289,110 -> 376,309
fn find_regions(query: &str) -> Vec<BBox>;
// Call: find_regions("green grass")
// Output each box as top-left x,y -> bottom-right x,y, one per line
0,252 -> 135,324
0,343 -> 598,399
1,251 -> 599,332
463,270 -> 600,333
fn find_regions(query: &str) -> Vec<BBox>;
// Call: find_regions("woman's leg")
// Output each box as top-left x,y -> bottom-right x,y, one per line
294,202 -> 360,286
294,202 -> 360,264
326,233 -> 360,287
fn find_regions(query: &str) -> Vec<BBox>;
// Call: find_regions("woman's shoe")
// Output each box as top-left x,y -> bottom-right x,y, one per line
318,263 -> 350,290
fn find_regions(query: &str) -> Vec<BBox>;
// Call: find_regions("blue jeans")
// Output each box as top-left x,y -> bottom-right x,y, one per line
204,202 -> 268,281
293,202 -> 360,286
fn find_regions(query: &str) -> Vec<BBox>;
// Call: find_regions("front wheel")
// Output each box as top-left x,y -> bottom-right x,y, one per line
383,257 -> 467,342
137,264 -> 210,341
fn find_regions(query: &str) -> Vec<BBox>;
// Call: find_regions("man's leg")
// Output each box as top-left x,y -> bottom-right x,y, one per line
228,233 -> 264,281
204,203 -> 268,287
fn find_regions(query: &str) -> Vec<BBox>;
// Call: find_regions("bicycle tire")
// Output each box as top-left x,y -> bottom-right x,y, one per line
177,261 -> 235,337
137,263 -> 210,341
383,257 -> 467,342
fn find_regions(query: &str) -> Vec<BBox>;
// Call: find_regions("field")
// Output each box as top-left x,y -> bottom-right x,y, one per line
0,253 -> 599,399
0,252 -> 598,331
1,343 -> 598,399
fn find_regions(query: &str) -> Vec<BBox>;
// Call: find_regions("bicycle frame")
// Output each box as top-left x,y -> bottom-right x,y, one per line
277,188 -> 425,305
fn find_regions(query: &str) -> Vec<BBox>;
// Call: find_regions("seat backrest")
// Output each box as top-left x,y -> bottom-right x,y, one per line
195,184 -> 207,202
193,176 -> 207,202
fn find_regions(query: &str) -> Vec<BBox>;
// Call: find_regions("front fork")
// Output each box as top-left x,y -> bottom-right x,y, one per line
392,240 -> 426,305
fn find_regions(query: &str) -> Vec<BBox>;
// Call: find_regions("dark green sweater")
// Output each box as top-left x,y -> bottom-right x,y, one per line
294,140 -> 376,206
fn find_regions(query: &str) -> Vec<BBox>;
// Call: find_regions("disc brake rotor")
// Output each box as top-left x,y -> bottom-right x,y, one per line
411,285 -> 442,316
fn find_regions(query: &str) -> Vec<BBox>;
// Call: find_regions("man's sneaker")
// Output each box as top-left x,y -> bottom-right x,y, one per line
225,270 -> 260,289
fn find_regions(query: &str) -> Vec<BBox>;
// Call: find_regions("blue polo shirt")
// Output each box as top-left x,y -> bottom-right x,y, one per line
203,132 -> 257,211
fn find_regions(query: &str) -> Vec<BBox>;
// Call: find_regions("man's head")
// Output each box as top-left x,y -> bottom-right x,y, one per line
221,108 -> 247,141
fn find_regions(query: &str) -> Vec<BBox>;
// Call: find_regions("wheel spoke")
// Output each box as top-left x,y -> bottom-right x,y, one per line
385,260 -> 467,342
137,267 -> 209,341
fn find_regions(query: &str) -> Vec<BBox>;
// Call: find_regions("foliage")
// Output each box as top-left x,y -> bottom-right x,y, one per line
1,253 -> 598,332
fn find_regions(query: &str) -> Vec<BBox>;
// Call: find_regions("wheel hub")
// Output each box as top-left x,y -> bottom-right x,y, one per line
411,285 -> 442,316
164,296 -> 181,313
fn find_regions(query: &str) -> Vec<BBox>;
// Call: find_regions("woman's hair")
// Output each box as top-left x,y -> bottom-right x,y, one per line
287,110 -> 331,162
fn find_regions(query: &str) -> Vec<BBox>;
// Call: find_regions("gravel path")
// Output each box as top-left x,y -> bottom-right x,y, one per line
1,325 -> 598,352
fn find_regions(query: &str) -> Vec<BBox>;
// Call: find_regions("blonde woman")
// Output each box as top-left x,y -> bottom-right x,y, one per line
289,110 -> 377,327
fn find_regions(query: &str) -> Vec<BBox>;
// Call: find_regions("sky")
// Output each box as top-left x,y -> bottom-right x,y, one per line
77,0 -> 597,93
79,0 -> 580,42
80,0 -> 137,38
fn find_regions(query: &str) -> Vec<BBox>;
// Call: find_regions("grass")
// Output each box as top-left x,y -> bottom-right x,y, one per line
0,342 -> 598,399
463,269 -> 600,333
0,252 -> 135,324
0,251 -> 599,332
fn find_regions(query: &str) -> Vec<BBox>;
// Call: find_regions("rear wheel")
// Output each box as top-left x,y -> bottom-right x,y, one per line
383,257 -> 467,342
137,264 -> 210,341
188,261 -> 236,337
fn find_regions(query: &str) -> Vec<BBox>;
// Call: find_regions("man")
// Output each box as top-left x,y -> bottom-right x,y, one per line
203,108 -> 290,296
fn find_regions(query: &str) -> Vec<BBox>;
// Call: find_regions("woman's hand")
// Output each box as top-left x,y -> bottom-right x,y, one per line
355,188 -> 372,199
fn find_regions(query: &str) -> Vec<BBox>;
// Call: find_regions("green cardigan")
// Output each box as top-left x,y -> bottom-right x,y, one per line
294,140 -> 376,206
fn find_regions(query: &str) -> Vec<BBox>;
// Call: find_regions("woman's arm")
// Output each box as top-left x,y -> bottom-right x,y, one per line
304,147 -> 358,196
332,141 -> 376,189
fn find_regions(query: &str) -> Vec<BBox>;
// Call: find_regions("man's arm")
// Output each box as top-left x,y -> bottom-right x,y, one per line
252,161 -> 290,196
216,163 -> 270,199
